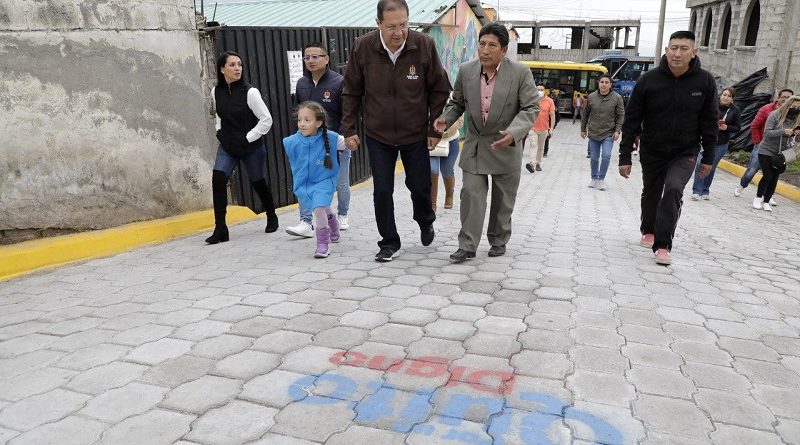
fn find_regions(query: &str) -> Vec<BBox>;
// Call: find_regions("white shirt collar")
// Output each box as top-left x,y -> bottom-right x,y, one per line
379,32 -> 406,65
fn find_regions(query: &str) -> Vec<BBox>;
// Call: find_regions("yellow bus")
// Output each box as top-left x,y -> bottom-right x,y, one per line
521,61 -> 608,114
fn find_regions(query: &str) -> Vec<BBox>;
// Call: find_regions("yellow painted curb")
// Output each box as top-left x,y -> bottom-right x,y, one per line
717,159 -> 800,203
0,206 -> 261,282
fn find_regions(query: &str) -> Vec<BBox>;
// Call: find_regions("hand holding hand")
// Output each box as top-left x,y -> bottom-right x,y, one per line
345,135 -> 360,151
491,131 -> 514,150
619,165 -> 632,178
698,163 -> 712,178
433,117 -> 447,134
784,128 -> 794,136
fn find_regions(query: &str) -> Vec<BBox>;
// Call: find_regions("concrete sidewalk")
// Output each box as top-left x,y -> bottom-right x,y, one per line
1,124 -> 800,445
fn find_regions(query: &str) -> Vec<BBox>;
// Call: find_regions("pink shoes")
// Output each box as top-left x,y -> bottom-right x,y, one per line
640,233 -> 655,248
655,248 -> 671,265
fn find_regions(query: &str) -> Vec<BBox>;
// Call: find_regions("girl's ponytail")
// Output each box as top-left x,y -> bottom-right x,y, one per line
322,122 -> 332,169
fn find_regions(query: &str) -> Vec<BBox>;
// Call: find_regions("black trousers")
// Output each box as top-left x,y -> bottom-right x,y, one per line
756,154 -> 781,202
640,154 -> 696,252
365,135 -> 435,250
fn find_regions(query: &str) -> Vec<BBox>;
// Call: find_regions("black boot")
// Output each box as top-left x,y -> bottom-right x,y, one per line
205,170 -> 230,244
252,178 -> 279,233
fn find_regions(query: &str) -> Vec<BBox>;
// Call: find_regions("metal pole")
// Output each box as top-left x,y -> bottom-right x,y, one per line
654,0 -> 667,66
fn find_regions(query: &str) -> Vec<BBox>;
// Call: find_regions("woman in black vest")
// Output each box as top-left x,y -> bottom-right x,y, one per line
206,51 -> 278,244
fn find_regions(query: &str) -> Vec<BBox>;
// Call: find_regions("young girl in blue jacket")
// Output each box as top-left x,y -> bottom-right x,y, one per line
283,102 -> 349,258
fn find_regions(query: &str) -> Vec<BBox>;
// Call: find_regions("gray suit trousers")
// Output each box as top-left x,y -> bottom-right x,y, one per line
458,168 -> 522,251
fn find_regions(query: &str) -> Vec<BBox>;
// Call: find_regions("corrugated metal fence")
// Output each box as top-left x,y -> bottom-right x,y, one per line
214,26 -> 374,213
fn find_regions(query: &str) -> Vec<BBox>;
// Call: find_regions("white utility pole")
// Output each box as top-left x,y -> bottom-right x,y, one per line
654,0 -> 667,65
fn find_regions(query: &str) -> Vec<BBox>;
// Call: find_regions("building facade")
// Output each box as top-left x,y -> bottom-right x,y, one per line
686,0 -> 800,94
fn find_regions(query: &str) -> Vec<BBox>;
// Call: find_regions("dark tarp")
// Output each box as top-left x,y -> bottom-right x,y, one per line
715,68 -> 772,151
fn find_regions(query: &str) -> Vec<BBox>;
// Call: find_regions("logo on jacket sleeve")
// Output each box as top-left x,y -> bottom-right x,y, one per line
691,92 -> 702,97
323,90 -> 332,103
407,65 -> 419,80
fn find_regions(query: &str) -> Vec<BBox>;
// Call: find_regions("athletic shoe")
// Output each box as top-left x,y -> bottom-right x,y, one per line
752,197 -> 762,209
640,233 -> 655,248
734,185 -> 743,197
763,202 -> 773,212
286,220 -> 314,238
770,198 -> 777,206
702,195 -> 710,200
597,180 -> 606,191
690,194 -> 700,201
655,249 -> 671,265
375,247 -> 399,262
588,179 -> 596,188
337,215 -> 349,230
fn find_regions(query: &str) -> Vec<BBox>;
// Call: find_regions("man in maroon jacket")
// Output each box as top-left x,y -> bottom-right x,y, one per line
735,88 -> 794,200
340,0 -> 450,262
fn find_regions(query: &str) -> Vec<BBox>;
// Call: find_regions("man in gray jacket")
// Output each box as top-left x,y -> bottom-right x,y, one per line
435,22 -> 538,262
581,74 -> 625,190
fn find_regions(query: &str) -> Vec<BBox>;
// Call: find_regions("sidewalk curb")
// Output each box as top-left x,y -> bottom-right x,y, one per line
0,164 -> 384,282
717,159 -> 800,203
0,206 -> 262,282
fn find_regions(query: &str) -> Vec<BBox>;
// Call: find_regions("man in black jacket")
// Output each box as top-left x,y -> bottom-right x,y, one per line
619,31 -> 717,266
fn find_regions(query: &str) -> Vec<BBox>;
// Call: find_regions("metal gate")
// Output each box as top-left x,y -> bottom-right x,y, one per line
214,26 -> 373,213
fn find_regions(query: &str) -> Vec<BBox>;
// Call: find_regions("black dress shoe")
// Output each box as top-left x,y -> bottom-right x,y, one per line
535,164 -> 542,171
421,224 -> 435,246
525,163 -> 535,173
488,244 -> 506,257
449,248 -> 476,262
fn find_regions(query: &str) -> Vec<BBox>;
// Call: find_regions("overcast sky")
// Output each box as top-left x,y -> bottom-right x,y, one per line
483,0 -> 691,57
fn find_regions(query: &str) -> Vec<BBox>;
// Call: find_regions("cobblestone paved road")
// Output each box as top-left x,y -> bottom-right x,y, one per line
2,125 -> 800,445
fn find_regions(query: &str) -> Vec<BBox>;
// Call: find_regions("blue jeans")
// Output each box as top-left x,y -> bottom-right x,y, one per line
213,144 -> 266,180
429,139 -> 459,177
588,137 -> 613,180
691,143 -> 728,196
299,150 -> 352,223
740,144 -> 761,188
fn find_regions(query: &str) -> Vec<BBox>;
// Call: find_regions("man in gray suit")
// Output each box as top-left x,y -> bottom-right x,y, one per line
435,22 -> 539,262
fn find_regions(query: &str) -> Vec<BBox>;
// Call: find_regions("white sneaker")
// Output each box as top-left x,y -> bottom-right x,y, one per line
770,198 -> 777,206
752,197 -> 763,209
691,194 -> 700,201
286,220 -> 314,238
597,180 -> 606,191
337,215 -> 349,230
588,179 -> 596,188
763,202 -> 773,212
734,185 -> 743,197
702,195 -> 710,201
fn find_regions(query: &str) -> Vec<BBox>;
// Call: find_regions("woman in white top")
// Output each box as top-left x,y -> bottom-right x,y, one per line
206,51 -> 276,244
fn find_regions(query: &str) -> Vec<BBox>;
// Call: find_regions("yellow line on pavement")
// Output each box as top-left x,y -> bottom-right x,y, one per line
0,206 -> 261,282
717,159 -> 800,203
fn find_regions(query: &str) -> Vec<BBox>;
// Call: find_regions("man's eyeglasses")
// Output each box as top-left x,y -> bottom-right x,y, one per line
303,54 -> 327,61
385,22 -> 408,33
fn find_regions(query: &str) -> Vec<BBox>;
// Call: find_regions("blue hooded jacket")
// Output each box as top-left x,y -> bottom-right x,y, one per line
283,129 -> 341,209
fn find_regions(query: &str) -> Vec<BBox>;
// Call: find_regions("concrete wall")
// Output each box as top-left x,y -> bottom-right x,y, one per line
0,0 -> 215,243
690,0 -> 800,95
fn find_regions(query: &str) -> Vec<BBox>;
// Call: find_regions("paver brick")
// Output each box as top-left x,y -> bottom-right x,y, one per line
0,388 -> 90,431
214,350 -> 281,379
66,361 -> 148,394
6,416 -> 105,445
627,366 -> 696,399
695,388 -> 776,429
682,362 -> 752,393
567,370 -> 635,407
185,400 -> 278,444
80,382 -> 168,422
633,395 -> 712,438
94,409 -> 194,445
